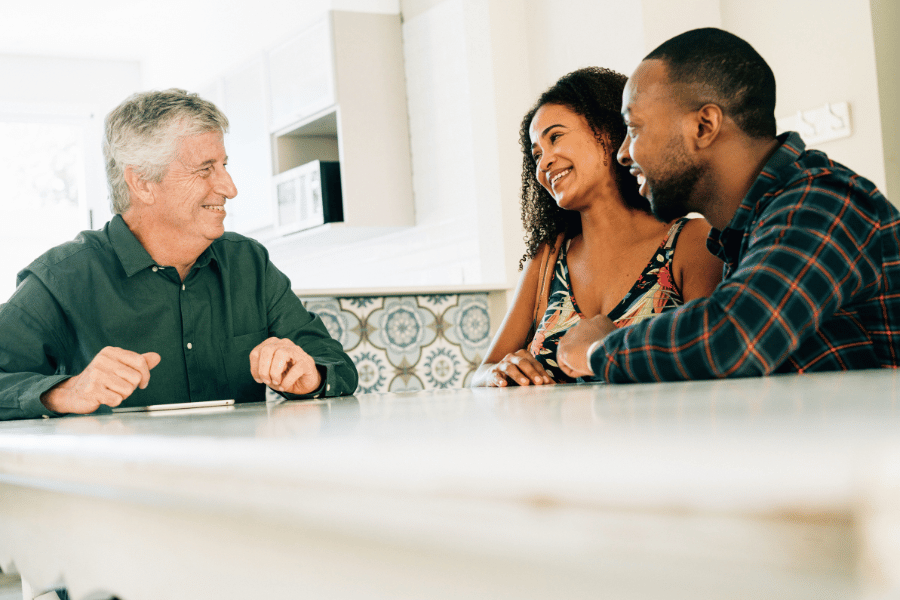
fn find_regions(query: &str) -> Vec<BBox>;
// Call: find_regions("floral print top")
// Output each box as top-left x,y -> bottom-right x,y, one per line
528,218 -> 690,383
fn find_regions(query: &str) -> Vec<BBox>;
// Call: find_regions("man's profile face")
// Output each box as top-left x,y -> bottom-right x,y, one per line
147,131 -> 237,247
618,60 -> 704,221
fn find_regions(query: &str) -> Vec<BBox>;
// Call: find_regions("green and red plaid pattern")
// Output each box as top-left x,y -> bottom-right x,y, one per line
591,132 -> 900,381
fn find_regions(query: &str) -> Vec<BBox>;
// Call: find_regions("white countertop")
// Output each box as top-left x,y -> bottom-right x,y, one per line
1,370 -> 899,599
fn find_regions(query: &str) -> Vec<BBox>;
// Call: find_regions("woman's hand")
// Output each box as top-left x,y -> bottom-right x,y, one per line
485,349 -> 555,387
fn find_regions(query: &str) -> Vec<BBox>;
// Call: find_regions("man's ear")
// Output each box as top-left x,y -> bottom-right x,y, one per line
689,103 -> 723,150
124,166 -> 154,206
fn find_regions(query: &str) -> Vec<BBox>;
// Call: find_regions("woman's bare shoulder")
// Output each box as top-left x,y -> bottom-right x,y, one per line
674,216 -> 724,300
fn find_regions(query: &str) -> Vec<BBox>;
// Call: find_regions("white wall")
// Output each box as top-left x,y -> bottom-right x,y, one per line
0,54 -> 142,224
523,0 -> 647,90
720,0 -> 887,194
640,0 -> 721,49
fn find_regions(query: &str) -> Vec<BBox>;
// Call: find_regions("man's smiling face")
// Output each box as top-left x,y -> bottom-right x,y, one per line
617,59 -> 705,222
147,130 -> 237,247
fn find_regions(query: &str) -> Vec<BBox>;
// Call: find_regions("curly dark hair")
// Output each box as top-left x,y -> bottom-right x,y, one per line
519,67 -> 650,268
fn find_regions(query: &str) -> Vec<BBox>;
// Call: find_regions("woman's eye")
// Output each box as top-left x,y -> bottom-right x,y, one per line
532,153 -> 541,162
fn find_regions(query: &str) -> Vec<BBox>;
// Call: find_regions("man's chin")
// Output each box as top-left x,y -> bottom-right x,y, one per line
203,226 -> 226,242
649,195 -> 691,223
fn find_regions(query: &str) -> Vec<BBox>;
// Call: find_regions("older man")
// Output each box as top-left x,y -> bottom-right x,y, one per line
0,89 -> 357,420
558,28 -> 900,381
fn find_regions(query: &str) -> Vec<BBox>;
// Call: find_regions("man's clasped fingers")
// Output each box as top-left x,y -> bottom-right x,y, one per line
83,349 -> 161,403
557,315 -> 616,378
98,349 -> 160,389
42,348 -> 162,414
250,337 -> 321,394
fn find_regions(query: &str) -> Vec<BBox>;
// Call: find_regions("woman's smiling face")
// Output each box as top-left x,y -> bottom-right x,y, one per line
529,103 -> 613,211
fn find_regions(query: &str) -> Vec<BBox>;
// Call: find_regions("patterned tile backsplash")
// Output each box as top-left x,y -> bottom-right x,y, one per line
301,293 -> 491,393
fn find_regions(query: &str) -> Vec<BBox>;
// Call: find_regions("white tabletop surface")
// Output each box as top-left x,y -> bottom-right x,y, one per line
1,370 -> 899,600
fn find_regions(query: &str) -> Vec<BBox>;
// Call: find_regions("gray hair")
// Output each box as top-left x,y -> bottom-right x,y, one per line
103,89 -> 229,214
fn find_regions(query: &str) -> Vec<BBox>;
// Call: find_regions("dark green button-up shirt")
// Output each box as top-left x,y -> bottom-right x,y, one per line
0,216 -> 358,420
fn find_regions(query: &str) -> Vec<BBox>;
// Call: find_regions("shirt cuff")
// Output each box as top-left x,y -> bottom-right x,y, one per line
585,340 -> 602,376
313,364 -> 329,397
278,364 -> 330,400
23,375 -> 71,419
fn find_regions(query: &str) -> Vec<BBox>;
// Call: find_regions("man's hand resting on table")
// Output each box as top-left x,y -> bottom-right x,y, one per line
40,347 -> 161,414
557,314 -> 618,379
250,337 -> 322,396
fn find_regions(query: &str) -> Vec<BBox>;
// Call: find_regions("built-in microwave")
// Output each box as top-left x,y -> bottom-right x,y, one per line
272,160 -> 343,234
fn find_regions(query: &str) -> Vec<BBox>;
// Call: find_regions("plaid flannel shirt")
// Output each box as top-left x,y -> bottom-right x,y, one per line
590,132 -> 900,382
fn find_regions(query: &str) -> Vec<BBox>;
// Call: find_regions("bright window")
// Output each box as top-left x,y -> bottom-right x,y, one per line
0,120 -> 91,301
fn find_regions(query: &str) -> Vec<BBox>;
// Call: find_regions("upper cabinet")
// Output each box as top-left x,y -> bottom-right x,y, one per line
214,11 -> 414,239
268,17 -> 335,131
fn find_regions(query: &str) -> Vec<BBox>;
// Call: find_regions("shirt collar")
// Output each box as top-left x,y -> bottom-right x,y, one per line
108,215 -> 219,277
194,247 -> 216,272
108,214 -> 157,277
708,131 -> 806,264
722,131 -> 805,234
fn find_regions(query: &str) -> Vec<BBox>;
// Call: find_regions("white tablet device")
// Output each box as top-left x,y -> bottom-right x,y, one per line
112,399 -> 235,413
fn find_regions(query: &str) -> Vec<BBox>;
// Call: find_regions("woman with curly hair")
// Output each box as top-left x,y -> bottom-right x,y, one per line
472,67 -> 723,387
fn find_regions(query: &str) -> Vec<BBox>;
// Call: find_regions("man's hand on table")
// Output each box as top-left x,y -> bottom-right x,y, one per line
557,315 -> 617,379
250,337 -> 322,396
40,347 -> 161,414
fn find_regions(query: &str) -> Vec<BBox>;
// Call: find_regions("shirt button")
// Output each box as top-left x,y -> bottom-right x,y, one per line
326,384 -> 331,392
152,266 -> 158,272
186,343 -> 193,350
182,284 -> 186,291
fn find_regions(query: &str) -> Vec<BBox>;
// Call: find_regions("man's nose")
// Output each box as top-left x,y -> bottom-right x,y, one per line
617,135 -> 632,166
217,168 -> 238,199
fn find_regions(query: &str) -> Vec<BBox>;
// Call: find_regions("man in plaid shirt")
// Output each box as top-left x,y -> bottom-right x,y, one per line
557,27 -> 900,382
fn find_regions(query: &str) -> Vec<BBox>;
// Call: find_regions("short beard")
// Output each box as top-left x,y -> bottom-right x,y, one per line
647,158 -> 704,223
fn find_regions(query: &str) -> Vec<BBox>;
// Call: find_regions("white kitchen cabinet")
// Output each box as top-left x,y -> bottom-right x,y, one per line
269,11 -> 414,231
267,17 -> 335,132
209,11 -> 414,238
